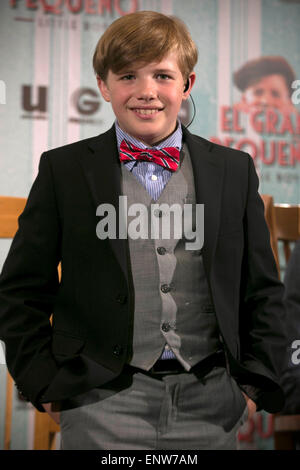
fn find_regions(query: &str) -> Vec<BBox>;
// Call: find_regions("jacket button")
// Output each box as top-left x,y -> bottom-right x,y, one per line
18,391 -> 29,402
116,294 -> 127,304
113,345 -> 123,356
15,385 -> 29,401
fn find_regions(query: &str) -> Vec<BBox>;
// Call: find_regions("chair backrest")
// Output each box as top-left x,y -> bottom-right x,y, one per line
260,195 -> 300,278
0,196 -> 27,450
0,196 -> 27,238
273,204 -> 300,264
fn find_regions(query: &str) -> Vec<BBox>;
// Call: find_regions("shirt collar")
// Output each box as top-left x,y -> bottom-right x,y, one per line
115,119 -> 183,154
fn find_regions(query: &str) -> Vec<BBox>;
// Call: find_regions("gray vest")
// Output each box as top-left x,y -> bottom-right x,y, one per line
121,144 -> 222,371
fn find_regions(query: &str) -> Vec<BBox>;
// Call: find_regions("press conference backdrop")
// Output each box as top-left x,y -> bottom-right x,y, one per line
0,0 -> 300,450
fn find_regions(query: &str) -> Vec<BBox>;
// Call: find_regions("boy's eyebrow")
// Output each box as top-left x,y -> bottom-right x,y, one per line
116,68 -> 177,75
153,68 -> 177,74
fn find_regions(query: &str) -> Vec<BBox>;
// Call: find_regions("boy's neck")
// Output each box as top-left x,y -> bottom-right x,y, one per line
116,120 -> 180,148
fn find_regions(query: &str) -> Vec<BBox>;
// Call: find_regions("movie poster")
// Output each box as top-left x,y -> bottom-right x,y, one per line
0,0 -> 300,451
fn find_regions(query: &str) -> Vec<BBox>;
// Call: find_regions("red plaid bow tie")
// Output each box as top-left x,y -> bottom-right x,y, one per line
119,139 -> 180,172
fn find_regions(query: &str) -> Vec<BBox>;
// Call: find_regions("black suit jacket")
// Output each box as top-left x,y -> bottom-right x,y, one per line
0,125 -> 287,413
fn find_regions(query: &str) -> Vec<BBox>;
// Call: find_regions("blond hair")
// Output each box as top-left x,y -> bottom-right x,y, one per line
93,11 -> 198,82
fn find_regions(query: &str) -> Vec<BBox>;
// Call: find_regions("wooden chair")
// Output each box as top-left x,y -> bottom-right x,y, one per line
260,197 -> 300,276
273,204 -> 300,266
0,196 -> 60,450
260,196 -> 300,450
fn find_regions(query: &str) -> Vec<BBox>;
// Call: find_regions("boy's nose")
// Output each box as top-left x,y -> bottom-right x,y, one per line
136,79 -> 157,101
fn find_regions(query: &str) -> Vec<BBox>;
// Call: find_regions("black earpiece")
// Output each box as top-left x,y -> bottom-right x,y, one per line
184,79 -> 190,93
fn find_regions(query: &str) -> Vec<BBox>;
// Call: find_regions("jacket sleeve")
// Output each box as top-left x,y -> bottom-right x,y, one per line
237,155 -> 287,412
0,153 -> 61,411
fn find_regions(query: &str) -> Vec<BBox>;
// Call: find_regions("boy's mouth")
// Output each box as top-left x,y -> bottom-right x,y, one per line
130,108 -> 163,116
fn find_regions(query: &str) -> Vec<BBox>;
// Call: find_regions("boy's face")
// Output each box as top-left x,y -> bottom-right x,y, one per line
97,51 -> 195,146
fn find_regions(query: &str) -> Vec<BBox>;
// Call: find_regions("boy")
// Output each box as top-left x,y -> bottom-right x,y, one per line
0,11 -> 286,450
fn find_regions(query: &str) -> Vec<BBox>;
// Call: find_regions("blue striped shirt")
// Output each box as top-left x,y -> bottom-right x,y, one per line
115,120 -> 182,201
115,121 -> 182,360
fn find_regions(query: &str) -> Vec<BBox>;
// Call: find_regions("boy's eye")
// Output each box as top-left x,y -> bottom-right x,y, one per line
157,74 -> 171,80
120,74 -> 135,80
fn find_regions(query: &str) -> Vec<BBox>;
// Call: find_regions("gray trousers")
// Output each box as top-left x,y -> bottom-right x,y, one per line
59,365 -> 248,450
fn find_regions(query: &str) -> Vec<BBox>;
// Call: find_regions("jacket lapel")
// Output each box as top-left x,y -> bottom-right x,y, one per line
76,125 -> 130,283
182,126 -> 225,280
77,124 -> 225,284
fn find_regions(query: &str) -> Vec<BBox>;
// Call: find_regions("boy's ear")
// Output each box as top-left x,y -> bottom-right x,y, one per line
182,72 -> 196,100
96,75 -> 111,102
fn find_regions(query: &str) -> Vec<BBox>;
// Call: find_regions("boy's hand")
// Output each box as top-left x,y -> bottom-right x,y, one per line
241,392 -> 257,420
42,403 -> 60,425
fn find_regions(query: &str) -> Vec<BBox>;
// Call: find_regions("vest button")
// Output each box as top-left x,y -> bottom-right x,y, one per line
113,345 -> 123,356
154,209 -> 163,218
161,322 -> 171,332
161,284 -> 171,293
157,247 -> 166,255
